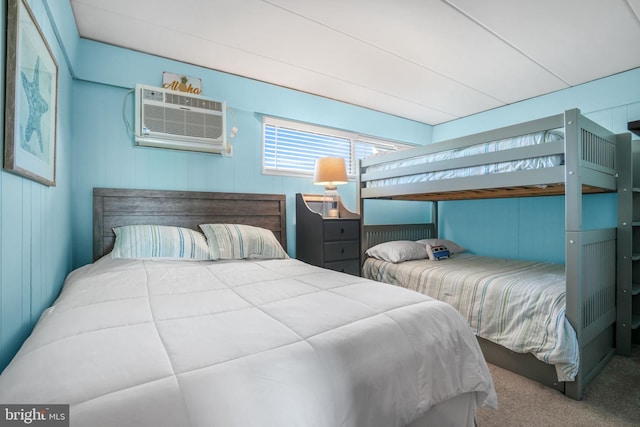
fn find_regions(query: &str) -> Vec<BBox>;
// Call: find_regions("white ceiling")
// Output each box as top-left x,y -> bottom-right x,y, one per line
70,0 -> 640,125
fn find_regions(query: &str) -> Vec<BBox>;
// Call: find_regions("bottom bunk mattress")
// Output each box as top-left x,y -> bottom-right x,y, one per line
0,256 -> 496,427
363,253 -> 579,382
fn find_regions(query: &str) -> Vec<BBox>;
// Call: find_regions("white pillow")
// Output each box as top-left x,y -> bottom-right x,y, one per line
112,225 -> 212,260
366,240 -> 428,263
416,239 -> 465,254
199,224 -> 288,260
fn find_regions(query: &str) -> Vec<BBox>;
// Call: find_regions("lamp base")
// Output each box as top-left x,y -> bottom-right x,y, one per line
322,187 -> 340,218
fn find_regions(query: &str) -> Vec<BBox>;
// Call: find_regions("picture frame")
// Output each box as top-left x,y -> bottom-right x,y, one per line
4,0 -> 58,186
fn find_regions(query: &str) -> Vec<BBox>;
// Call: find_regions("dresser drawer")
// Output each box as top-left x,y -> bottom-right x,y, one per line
324,259 -> 360,276
324,240 -> 359,262
323,220 -> 359,241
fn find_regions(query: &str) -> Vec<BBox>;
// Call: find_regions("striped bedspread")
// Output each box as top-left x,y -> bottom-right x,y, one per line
363,253 -> 579,381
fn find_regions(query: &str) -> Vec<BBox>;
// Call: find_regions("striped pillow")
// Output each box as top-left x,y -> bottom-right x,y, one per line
111,225 -> 212,260
199,224 -> 288,260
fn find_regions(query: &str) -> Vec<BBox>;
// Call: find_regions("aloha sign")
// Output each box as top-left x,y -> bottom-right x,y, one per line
162,72 -> 202,95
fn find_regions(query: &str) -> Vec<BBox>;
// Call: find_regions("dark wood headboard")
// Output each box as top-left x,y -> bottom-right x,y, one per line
93,188 -> 287,260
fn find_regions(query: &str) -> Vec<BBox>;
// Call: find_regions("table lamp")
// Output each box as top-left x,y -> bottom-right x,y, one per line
313,157 -> 348,218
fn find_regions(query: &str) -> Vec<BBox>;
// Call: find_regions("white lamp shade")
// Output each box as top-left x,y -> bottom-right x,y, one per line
313,157 -> 348,186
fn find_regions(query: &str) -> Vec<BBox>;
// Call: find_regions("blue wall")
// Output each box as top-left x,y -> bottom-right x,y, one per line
1,0 -> 639,372
0,0 -> 74,370
433,70 -> 640,263
1,1 -> 433,371
69,40 -> 432,267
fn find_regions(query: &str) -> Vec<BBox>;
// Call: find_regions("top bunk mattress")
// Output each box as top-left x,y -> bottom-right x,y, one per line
366,130 -> 564,188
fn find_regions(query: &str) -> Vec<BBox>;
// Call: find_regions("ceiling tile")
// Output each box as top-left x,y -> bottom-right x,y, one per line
70,0 -> 640,124
447,0 -> 640,85
267,0 -> 568,103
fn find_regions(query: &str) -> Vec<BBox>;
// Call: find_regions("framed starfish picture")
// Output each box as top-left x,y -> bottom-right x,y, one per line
4,0 -> 58,186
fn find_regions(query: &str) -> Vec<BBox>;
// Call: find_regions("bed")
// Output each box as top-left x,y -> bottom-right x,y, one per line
358,109 -> 632,400
0,188 -> 496,427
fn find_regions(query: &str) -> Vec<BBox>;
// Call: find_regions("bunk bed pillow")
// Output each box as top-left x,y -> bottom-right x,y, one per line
111,225 -> 212,260
365,240 -> 428,263
199,223 -> 288,260
416,239 -> 466,254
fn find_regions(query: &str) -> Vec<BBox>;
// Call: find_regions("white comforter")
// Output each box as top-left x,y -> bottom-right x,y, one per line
0,256 -> 496,426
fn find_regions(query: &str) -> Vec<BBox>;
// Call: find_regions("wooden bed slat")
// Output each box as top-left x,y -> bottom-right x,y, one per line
101,215 -> 284,230
102,197 -> 283,216
382,184 -> 608,201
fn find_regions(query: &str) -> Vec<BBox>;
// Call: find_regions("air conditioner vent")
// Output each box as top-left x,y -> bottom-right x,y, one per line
159,91 -> 223,112
134,84 -> 228,154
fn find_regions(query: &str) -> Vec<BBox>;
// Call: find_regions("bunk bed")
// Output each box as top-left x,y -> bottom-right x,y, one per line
358,108 -> 632,400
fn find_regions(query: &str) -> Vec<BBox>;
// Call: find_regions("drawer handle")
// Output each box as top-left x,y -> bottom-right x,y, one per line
340,228 -> 345,234
340,248 -> 345,254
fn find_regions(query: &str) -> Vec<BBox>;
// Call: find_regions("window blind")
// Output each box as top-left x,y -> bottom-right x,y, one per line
263,116 -> 411,178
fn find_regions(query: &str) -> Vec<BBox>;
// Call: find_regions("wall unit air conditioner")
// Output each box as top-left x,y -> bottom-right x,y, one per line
134,84 -> 228,154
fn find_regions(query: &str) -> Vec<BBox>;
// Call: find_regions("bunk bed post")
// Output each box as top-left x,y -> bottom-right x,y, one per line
357,159 -> 363,217
431,201 -> 438,238
563,109 -> 584,399
617,132 -> 633,356
358,160 -> 364,270
564,108 -> 582,331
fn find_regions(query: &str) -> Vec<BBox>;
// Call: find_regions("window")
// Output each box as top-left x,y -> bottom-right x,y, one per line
263,116 -> 413,179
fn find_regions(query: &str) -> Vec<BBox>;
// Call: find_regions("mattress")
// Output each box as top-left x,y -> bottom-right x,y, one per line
0,256 -> 496,427
366,130 -> 564,187
363,253 -> 579,382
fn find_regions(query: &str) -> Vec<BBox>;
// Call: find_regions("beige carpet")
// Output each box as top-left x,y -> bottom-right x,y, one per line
476,346 -> 640,426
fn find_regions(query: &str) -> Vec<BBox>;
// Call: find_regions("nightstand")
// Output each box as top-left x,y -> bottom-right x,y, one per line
296,193 -> 360,276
